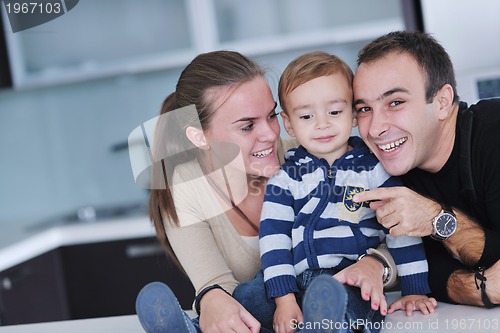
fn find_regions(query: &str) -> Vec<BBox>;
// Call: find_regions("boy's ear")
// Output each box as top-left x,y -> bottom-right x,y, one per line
435,84 -> 455,120
185,126 -> 209,149
352,110 -> 358,128
280,112 -> 296,137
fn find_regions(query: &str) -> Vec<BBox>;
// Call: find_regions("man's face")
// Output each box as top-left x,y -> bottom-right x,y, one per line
353,52 -> 442,176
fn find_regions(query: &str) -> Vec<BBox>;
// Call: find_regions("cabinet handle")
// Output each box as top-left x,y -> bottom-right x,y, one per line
125,243 -> 164,258
1,277 -> 12,291
1,267 -> 32,290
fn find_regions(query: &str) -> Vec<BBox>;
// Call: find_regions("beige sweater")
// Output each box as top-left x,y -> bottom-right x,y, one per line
164,138 -> 297,296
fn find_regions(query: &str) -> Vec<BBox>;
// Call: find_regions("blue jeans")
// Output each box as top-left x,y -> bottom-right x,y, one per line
188,270 -> 275,333
234,269 -> 385,333
299,269 -> 385,333
233,270 -> 276,333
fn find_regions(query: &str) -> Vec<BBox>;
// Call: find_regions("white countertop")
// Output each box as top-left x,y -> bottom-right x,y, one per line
1,293 -> 499,332
1,219 -> 499,332
0,216 -> 155,272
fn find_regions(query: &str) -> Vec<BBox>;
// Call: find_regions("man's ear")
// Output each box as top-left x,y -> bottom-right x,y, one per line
185,126 -> 209,149
280,112 -> 296,137
435,84 -> 455,120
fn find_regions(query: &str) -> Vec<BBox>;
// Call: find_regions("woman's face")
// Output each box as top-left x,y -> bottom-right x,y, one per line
204,76 -> 281,178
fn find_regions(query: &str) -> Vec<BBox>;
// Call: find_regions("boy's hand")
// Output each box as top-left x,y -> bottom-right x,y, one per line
273,293 -> 303,333
388,295 -> 438,316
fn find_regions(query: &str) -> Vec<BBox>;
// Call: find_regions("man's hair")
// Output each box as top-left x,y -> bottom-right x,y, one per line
357,31 -> 459,104
278,51 -> 354,113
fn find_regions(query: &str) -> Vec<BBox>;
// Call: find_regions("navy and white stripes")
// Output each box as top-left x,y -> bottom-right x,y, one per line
260,136 -> 430,298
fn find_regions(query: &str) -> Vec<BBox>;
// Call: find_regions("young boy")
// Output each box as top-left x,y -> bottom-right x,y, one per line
259,51 -> 436,333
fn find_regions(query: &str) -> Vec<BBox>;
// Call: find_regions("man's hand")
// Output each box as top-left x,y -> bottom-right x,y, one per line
334,256 -> 387,315
353,187 -> 441,237
388,295 -> 438,316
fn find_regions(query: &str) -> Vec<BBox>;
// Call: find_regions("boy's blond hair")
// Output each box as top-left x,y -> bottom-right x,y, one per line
278,51 -> 354,114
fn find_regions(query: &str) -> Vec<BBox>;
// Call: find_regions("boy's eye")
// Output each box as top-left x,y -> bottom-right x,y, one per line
329,111 -> 341,116
269,112 -> 278,119
299,115 -> 312,120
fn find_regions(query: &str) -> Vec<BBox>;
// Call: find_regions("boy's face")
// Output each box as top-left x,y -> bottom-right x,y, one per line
282,74 -> 356,165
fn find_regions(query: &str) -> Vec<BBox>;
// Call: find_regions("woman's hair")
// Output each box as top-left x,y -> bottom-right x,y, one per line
148,50 -> 265,268
357,31 -> 459,104
278,51 -> 353,113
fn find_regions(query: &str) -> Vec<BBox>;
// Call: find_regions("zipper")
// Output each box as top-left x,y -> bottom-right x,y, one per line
303,164 -> 336,269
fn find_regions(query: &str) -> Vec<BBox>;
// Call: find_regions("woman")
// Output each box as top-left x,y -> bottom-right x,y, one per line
134,51 -> 393,333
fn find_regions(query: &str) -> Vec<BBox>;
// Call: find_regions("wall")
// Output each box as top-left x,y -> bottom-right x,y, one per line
0,45 -> 369,230
421,0 -> 500,103
0,71 -> 179,225
0,0 -> 402,228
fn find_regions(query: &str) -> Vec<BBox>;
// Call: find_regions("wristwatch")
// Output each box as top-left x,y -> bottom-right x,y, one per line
430,208 -> 457,241
357,253 -> 391,285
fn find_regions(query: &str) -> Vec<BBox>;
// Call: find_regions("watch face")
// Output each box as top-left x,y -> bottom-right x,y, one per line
436,213 -> 457,237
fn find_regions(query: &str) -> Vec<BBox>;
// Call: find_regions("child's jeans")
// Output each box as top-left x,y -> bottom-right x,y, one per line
234,268 -> 386,333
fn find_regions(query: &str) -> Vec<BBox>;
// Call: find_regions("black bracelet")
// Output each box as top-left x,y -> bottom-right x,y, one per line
474,267 -> 496,309
194,284 -> 231,315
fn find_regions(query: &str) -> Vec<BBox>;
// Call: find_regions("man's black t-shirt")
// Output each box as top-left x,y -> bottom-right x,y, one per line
401,99 -> 500,303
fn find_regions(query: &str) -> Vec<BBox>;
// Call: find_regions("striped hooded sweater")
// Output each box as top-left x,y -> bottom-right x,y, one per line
259,136 -> 430,299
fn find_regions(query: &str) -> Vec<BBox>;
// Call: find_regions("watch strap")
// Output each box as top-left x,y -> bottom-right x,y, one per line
368,245 -> 398,289
194,284 -> 231,315
358,253 -> 391,285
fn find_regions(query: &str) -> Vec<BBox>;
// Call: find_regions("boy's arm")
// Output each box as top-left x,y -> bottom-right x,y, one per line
385,233 -> 430,296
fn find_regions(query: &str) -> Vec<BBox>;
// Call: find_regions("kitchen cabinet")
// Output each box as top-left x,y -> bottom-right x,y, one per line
0,237 -> 194,326
1,0 -> 193,89
0,250 -> 69,325
0,10 -> 11,88
213,0 -> 408,56
1,0 -> 412,89
59,237 -> 194,320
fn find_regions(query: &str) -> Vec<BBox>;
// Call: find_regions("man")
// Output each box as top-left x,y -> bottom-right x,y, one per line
352,30 -> 500,308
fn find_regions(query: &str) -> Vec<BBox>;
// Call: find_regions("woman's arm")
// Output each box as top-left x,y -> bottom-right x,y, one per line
165,220 -> 238,295
165,220 -> 260,333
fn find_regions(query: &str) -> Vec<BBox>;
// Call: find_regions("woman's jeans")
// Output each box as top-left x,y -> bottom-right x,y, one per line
187,270 -> 273,333
233,270 -> 276,333
234,269 -> 386,333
